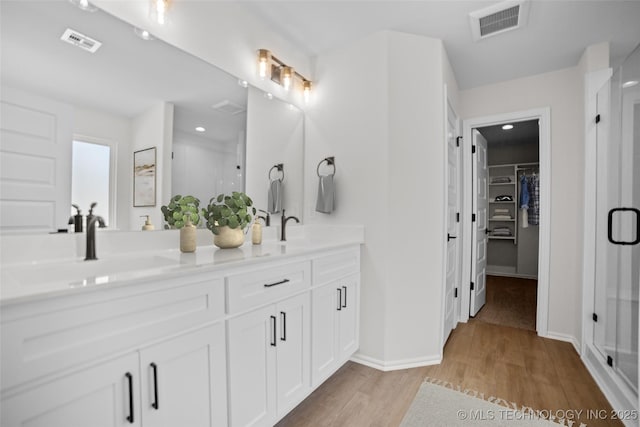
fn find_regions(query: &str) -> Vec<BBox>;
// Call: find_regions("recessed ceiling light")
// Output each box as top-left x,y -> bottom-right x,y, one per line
195,126 -> 205,132
133,28 -> 154,41
502,124 -> 514,130
237,79 -> 248,88
264,92 -> 273,100
622,80 -> 639,88
69,0 -> 98,12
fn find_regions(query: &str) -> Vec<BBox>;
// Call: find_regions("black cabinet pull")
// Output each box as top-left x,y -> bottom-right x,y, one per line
264,278 -> 290,288
125,372 -> 134,423
447,233 -> 457,241
608,207 -> 640,245
270,315 -> 277,346
337,288 -> 342,311
280,311 -> 287,341
150,363 -> 159,410
342,286 -> 347,308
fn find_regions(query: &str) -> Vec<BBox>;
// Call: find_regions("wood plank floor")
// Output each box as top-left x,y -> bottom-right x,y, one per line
277,319 -> 623,427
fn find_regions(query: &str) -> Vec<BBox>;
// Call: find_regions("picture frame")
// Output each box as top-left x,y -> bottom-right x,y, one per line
133,147 -> 156,207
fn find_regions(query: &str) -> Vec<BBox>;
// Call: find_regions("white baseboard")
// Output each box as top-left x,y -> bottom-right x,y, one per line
543,331 -> 581,355
350,353 -> 441,372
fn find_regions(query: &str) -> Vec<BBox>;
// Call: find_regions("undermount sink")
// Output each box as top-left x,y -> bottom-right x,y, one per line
3,255 -> 178,287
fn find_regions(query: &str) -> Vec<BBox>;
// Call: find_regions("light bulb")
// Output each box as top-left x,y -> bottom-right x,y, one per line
303,81 -> 312,104
281,66 -> 293,91
258,49 -> 270,80
151,0 -> 168,25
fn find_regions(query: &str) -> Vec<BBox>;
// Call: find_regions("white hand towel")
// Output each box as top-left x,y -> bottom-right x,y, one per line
268,179 -> 282,213
521,208 -> 529,228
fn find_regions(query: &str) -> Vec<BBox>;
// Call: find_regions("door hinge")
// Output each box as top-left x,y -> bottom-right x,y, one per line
454,288 -> 458,298
456,136 -> 462,147
592,313 -> 598,322
595,114 -> 601,124
472,213 -> 476,222
607,355 -> 613,367
470,282 -> 475,291
456,212 -> 460,223
472,145 -> 476,154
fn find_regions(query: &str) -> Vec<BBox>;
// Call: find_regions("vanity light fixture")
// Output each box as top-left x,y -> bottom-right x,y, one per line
150,0 -> 170,25
195,126 -> 206,132
257,49 -> 313,101
502,124 -> 514,130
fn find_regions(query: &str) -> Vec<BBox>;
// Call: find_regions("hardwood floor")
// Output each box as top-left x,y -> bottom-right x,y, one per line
277,319 -> 623,427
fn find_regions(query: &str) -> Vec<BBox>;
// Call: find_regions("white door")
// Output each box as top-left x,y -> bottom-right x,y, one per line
0,86 -> 73,233
471,130 -> 488,316
227,305 -> 276,427
444,102 -> 460,343
1,353 -> 140,427
311,283 -> 340,387
338,274 -> 359,359
139,324 -> 227,427
275,293 -> 310,418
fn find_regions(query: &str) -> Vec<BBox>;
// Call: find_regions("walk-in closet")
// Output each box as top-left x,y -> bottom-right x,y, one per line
474,120 -> 540,331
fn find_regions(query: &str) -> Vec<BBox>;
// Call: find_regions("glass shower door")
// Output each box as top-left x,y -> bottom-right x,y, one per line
593,44 -> 639,395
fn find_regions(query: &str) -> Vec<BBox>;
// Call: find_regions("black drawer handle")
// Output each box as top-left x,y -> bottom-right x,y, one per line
447,233 -> 457,241
280,311 -> 287,341
342,286 -> 347,308
608,208 -> 640,245
150,363 -> 159,410
125,372 -> 134,423
270,315 -> 277,346
264,278 -> 290,288
337,288 -> 342,311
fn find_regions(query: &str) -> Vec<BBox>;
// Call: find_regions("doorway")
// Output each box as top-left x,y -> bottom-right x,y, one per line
461,108 -> 551,336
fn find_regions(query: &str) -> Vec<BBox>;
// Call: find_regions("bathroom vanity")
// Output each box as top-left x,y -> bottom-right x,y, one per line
0,226 -> 363,426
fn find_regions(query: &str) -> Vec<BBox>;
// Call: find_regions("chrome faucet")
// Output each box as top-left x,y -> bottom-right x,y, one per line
280,209 -> 299,242
85,215 -> 106,261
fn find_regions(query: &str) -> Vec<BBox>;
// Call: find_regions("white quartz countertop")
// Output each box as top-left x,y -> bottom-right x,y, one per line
0,225 -> 364,305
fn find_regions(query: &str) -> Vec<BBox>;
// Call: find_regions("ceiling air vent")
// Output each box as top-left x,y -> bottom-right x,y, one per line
60,28 -> 102,53
469,0 -> 530,41
211,100 -> 245,115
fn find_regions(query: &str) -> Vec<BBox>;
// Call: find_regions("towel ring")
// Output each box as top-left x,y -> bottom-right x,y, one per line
269,163 -> 284,182
317,157 -> 336,177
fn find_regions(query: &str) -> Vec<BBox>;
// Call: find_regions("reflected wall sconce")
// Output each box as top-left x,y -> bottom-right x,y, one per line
257,49 -> 313,102
150,0 -> 171,25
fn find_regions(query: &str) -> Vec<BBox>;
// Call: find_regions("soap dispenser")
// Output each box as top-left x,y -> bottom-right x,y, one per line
70,204 -> 83,232
252,217 -> 263,245
180,215 -> 196,253
141,215 -> 155,231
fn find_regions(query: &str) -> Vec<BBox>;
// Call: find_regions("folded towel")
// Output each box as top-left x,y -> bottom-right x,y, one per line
268,179 -> 282,213
316,175 -> 335,214
494,208 -> 509,213
491,215 -> 512,220
491,176 -> 512,183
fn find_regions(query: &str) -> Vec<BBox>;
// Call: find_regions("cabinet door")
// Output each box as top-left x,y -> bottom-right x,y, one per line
338,274 -> 360,360
311,283 -> 340,387
275,293 -> 310,417
1,353 -> 140,427
139,323 -> 226,427
228,305 -> 276,427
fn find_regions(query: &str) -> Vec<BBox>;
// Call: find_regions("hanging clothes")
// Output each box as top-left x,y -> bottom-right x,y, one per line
528,174 -> 540,225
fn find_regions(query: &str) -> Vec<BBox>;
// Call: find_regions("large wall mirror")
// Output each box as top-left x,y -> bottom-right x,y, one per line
0,0 -> 303,233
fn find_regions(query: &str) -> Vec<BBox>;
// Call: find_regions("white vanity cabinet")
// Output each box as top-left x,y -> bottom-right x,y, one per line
1,274 -> 228,427
310,249 -> 361,387
226,261 -> 311,427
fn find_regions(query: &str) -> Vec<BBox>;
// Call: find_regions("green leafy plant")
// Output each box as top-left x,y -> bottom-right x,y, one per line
202,192 -> 256,235
161,195 -> 200,229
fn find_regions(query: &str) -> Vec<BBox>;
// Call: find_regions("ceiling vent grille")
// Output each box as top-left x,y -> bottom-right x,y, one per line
469,0 -> 530,41
60,28 -> 102,53
211,100 -> 245,115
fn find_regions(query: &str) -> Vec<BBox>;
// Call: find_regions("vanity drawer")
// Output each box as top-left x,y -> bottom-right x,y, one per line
1,274 -> 224,391
312,247 -> 360,286
226,261 -> 311,314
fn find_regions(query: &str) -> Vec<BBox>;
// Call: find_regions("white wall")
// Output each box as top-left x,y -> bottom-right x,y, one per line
305,31 -> 456,367
460,66 -> 585,346
130,102 -> 174,230
73,107 -> 132,231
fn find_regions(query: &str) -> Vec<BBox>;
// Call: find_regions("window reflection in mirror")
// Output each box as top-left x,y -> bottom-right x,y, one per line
71,140 -> 112,227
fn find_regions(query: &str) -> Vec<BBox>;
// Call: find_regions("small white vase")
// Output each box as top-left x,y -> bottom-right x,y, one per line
213,226 -> 244,249
180,218 -> 196,253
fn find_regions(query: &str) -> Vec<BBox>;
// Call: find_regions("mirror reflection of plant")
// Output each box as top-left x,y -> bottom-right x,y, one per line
161,195 -> 200,229
202,192 -> 256,235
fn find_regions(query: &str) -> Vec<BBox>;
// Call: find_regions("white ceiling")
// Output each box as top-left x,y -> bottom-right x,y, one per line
242,0 -> 640,89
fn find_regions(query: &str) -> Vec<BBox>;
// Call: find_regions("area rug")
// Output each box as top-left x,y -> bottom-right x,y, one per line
400,378 -> 567,426
474,275 -> 537,331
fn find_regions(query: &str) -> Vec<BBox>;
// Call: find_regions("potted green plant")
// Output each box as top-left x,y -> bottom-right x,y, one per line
161,195 -> 200,229
202,192 -> 256,249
